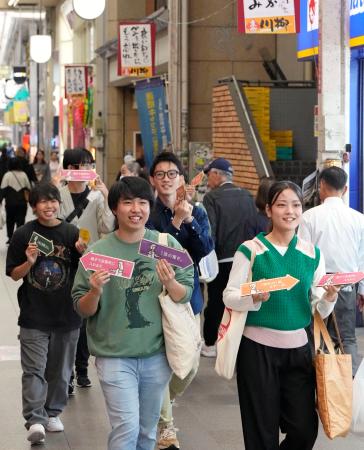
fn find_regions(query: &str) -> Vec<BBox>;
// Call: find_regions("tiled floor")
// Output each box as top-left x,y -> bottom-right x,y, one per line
0,223 -> 363,449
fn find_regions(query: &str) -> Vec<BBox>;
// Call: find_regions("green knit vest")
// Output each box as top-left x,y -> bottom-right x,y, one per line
239,233 -> 320,331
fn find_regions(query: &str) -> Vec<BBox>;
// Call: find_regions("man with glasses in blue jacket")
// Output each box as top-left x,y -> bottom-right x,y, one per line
148,151 -> 214,450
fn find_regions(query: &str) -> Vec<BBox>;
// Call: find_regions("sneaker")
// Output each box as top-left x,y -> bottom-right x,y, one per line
158,423 -> 180,450
76,375 -> 92,388
68,379 -> 75,396
200,342 -> 217,357
27,424 -> 45,444
45,416 -> 64,432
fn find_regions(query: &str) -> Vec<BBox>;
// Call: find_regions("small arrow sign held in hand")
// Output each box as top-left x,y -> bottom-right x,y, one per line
80,252 -> 134,279
316,272 -> 364,287
29,232 -> 54,256
240,274 -> 299,296
139,239 -> 193,269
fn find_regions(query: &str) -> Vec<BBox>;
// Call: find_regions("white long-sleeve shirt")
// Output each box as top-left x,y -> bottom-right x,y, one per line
297,196 -> 364,295
223,240 -> 336,348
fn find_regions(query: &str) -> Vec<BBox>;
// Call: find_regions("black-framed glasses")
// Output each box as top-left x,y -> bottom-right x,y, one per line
153,170 -> 180,180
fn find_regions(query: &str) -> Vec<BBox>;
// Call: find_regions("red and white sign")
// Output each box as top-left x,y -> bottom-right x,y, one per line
65,65 -> 87,97
80,252 -> 135,279
60,169 -> 97,182
316,272 -> 364,287
118,22 -> 156,77
238,0 -> 300,34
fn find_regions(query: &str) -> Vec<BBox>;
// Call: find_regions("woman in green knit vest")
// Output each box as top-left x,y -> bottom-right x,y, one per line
223,181 -> 339,450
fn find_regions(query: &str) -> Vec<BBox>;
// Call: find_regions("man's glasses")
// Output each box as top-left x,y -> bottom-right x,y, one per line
153,170 -> 180,180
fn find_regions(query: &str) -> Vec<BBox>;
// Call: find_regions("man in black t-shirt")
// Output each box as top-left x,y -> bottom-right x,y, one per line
6,183 -> 83,445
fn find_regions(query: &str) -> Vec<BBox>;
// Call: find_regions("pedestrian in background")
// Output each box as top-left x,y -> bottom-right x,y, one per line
0,144 -> 10,184
0,157 -> 31,243
201,157 -> 257,357
15,147 -> 37,186
32,149 -> 51,183
298,166 -> 364,375
224,180 -> 339,450
58,148 -> 114,393
49,151 -> 61,185
245,176 -> 275,239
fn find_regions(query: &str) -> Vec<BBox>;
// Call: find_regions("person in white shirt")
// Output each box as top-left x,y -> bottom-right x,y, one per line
297,166 -> 364,375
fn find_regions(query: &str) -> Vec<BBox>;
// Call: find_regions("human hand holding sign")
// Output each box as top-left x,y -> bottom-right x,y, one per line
322,284 -> 341,302
89,269 -> 110,295
26,243 -> 39,266
252,292 -> 271,303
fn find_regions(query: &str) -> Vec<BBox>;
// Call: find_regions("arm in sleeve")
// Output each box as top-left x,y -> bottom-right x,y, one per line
96,192 -> 116,235
311,251 -> 337,318
223,246 -> 261,313
182,206 -> 214,262
166,234 -> 194,304
72,261 -> 94,318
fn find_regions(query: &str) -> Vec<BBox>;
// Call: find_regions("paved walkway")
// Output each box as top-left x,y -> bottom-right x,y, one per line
0,224 -> 363,449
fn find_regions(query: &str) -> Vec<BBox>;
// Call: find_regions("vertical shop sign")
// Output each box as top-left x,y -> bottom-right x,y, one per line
135,77 -> 171,168
118,22 -> 156,77
237,0 -> 300,34
65,66 -> 87,97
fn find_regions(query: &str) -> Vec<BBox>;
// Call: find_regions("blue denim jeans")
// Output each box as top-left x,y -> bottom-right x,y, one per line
96,352 -> 171,450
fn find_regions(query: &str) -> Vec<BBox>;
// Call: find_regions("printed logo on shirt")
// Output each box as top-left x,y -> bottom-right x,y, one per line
28,244 -> 71,292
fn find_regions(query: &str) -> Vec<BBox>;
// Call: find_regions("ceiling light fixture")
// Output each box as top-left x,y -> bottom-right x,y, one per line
73,0 -> 105,20
8,0 -> 20,7
29,0 -> 52,64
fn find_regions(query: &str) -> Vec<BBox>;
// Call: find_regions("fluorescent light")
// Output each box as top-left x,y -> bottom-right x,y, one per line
8,0 -> 19,6
30,35 -> 52,64
73,0 -> 105,20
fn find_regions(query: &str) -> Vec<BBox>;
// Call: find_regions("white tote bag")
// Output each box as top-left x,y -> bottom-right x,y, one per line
158,233 -> 202,380
199,249 -> 219,283
215,244 -> 256,380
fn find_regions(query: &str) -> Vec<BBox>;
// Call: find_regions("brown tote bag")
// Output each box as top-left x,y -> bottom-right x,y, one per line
314,310 -> 353,439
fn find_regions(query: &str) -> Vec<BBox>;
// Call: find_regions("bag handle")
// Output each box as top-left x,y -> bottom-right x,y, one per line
328,310 -> 345,354
314,310 -> 336,355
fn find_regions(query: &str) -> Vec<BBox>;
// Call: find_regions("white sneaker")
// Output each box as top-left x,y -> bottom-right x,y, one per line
200,342 -> 217,357
27,424 -> 45,444
45,416 -> 64,432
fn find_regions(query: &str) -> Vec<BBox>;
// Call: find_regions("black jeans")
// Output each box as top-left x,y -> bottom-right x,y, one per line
75,320 -> 90,377
6,204 -> 27,239
203,262 -> 232,346
236,337 -> 318,450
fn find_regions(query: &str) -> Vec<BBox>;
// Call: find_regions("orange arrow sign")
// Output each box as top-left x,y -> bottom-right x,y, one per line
240,275 -> 299,296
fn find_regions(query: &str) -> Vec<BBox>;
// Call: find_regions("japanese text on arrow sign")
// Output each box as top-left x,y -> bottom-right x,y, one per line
29,231 -> 54,256
241,274 -> 299,296
316,272 -> 364,287
60,169 -> 98,182
138,239 -> 193,269
80,252 -> 134,279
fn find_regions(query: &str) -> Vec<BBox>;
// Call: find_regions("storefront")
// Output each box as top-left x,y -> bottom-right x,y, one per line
297,1 -> 364,212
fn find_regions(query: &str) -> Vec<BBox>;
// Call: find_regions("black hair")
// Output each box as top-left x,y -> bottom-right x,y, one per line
63,148 -> 94,169
149,152 -> 184,176
8,157 -> 24,171
255,177 -> 275,212
318,166 -> 347,191
267,180 -> 303,208
108,176 -> 155,211
29,182 -> 61,207
33,149 -> 46,165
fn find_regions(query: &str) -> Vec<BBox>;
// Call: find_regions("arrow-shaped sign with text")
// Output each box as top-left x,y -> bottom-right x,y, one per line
240,275 -> 299,296
60,169 -> 97,182
138,239 -> 193,269
316,272 -> 364,287
80,252 -> 134,279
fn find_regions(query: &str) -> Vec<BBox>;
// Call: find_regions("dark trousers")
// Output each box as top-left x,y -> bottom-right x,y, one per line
6,204 -> 27,239
236,337 -> 318,450
75,320 -> 90,376
203,261 -> 232,346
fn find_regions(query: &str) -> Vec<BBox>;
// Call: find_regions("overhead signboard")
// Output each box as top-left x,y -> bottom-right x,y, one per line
298,0 -> 364,59
238,0 -> 300,34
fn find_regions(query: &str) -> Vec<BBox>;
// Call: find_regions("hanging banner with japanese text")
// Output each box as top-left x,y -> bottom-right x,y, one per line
238,0 -> 300,34
118,22 -> 156,77
135,77 -> 171,168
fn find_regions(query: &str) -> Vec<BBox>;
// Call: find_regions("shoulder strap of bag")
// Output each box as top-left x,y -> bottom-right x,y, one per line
11,171 -> 24,190
65,191 -> 90,223
158,232 -> 168,246
247,240 -> 257,282
329,310 -> 345,354
314,310 -> 336,354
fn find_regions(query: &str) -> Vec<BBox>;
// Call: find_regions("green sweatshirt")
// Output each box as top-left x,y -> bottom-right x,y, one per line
72,229 -> 194,358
